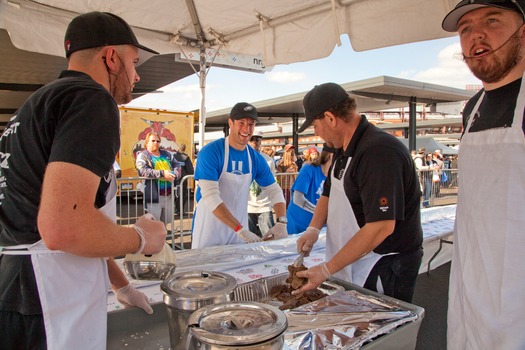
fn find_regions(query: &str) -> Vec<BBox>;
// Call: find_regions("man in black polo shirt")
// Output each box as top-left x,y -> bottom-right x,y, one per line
294,82 -> 423,303
0,12 -> 166,349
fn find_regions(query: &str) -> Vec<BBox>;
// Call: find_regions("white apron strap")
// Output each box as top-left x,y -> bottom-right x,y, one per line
326,156 -> 383,286
0,244 -> 33,255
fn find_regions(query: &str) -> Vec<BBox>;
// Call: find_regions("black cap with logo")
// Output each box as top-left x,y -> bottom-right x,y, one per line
230,102 -> 259,122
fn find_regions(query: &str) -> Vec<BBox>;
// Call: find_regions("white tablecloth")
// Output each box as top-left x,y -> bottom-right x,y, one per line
108,205 -> 457,312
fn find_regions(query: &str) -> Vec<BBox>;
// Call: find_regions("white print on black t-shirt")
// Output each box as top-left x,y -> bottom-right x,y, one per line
0,121 -> 19,142
0,152 -> 10,205
0,116 -> 17,206
0,152 -> 10,170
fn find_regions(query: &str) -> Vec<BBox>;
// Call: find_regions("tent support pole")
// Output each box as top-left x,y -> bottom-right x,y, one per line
408,96 -> 417,152
198,46 -> 206,151
292,113 -> 299,150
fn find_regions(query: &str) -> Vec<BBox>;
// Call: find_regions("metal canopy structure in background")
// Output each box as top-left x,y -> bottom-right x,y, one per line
0,0 -> 461,147
0,28 -> 196,133
397,136 -> 459,155
204,76 -> 474,151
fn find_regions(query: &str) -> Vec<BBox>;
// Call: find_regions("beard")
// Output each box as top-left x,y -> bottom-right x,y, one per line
465,32 -> 522,83
110,69 -> 133,105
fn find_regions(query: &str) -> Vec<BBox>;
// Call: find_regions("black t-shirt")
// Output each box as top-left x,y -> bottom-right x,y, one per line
463,78 -> 525,133
0,70 -> 120,314
323,116 -> 423,255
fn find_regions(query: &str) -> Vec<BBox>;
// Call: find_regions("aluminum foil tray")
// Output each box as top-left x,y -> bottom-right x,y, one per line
232,273 -> 344,307
232,274 -> 422,350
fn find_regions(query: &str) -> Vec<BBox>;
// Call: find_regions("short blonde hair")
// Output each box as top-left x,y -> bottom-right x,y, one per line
145,132 -> 161,144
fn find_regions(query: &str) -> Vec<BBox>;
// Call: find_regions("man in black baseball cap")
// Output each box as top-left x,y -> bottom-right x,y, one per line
191,101 -> 288,249
293,82 -> 423,306
0,11 -> 166,349
298,82 -> 349,133
65,11 -> 158,65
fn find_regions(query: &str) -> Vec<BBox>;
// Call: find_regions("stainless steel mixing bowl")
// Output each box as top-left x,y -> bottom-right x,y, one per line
124,261 -> 176,280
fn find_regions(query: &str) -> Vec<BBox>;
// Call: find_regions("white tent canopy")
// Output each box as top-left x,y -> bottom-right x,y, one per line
1,0 -> 458,66
0,0 -> 461,147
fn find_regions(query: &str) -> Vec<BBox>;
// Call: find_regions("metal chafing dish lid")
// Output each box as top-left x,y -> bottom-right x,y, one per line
187,302 -> 288,345
161,270 -> 237,300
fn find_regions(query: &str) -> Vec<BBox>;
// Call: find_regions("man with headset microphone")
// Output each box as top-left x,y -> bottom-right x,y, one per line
442,1 -> 525,348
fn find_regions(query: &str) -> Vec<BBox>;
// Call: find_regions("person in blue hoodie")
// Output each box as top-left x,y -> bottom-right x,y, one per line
286,146 -> 332,234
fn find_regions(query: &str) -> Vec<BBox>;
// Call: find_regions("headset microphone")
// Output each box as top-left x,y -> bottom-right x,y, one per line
111,51 -> 136,94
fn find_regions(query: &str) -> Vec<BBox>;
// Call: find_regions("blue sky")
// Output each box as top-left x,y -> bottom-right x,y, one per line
126,35 -> 481,113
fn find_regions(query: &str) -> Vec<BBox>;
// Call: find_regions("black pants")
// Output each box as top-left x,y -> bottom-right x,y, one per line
248,212 -> 275,237
363,247 -> 423,303
0,310 -> 46,349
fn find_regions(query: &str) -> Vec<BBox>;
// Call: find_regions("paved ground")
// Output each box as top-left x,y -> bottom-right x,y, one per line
413,262 -> 450,350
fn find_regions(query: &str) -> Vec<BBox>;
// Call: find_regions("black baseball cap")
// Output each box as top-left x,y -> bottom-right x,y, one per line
64,12 -> 158,64
230,102 -> 259,122
298,82 -> 349,133
442,0 -> 525,32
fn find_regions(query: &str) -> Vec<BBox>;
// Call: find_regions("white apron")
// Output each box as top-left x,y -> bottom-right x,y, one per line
192,138 -> 253,248
447,76 -> 525,350
0,175 -> 117,349
326,155 -> 383,287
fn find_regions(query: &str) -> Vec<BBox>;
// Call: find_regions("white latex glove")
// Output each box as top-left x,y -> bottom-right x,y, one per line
291,262 -> 331,296
134,214 -> 167,255
236,227 -> 262,243
263,222 -> 288,240
114,284 -> 153,314
296,226 -> 320,255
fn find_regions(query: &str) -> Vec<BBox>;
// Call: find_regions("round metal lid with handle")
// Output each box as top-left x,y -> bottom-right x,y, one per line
161,271 -> 237,310
187,301 -> 288,346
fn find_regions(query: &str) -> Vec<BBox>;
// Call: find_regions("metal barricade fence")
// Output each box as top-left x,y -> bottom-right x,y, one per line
275,171 -> 299,207
116,176 -> 195,250
418,168 -> 458,208
275,169 -> 457,210
115,170 -> 457,249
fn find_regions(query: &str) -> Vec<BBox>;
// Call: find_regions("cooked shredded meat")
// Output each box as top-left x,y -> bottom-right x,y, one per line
267,264 -> 327,310
287,264 -> 307,290
269,284 -> 327,310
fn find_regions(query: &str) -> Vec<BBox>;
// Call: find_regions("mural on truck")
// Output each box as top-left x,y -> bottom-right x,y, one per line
117,107 -> 195,194
132,119 -> 180,159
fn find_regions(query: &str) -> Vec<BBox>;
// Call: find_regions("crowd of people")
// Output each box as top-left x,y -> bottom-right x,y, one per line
1,1 -> 524,348
412,147 -> 458,207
